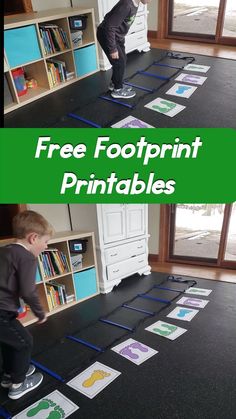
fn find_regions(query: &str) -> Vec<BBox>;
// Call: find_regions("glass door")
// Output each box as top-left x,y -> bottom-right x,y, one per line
220,0 -> 236,44
167,0 -> 236,44
169,204 -> 225,263
169,0 -> 222,39
222,203 -> 236,265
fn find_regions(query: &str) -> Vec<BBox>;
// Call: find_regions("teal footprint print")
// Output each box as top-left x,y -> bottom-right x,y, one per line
27,399 -> 56,417
177,308 -> 192,318
176,86 -> 191,94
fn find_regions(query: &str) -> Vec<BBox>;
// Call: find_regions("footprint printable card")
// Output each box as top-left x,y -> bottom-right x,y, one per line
12,390 -> 79,419
184,64 -> 211,73
175,73 -> 207,85
176,296 -> 209,309
111,116 -> 154,128
111,338 -> 158,365
167,306 -> 199,322
145,320 -> 187,341
185,287 -> 212,296
145,97 -> 186,117
166,83 -> 197,98
67,361 -> 121,399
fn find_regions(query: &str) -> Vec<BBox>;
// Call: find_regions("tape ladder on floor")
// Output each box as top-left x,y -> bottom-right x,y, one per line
66,51 -> 195,127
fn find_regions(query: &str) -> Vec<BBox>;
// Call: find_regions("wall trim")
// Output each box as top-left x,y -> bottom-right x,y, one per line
149,254 -> 159,262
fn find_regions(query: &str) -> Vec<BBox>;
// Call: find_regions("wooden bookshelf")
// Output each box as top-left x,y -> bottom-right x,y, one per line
4,7 -> 99,114
0,231 -> 100,326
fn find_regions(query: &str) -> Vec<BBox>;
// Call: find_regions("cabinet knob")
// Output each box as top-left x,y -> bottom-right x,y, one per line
113,269 -> 120,273
110,253 -> 118,257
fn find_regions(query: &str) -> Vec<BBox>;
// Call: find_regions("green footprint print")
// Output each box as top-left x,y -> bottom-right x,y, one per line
26,399 -> 65,418
153,323 -> 177,336
47,406 -> 65,418
152,100 -> 176,114
27,399 -> 56,417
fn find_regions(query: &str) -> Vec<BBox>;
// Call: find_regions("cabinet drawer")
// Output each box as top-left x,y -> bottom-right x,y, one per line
125,30 -> 147,52
128,15 -> 145,34
105,239 -> 146,265
107,254 -> 147,282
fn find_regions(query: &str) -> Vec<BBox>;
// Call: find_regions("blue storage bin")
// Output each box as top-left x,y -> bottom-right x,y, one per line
73,268 -> 97,301
5,25 -> 42,68
73,44 -> 97,77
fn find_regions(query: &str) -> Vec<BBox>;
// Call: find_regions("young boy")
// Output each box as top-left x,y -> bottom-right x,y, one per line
0,210 -> 53,400
97,0 -> 151,99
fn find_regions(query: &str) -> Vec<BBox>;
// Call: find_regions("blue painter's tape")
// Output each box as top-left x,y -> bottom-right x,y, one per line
138,294 -> 171,304
67,113 -> 101,128
154,285 -> 182,293
99,95 -> 134,109
153,62 -> 182,70
123,81 -> 154,93
99,318 -> 133,331
122,304 -> 154,316
66,335 -> 104,352
0,406 -> 12,419
138,71 -> 170,81
31,359 -> 65,382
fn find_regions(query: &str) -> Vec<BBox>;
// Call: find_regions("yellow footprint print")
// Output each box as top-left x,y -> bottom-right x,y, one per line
82,370 -> 111,388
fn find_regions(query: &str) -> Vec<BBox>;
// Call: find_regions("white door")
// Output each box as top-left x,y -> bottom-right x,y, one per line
126,204 -> 146,238
102,204 -> 126,244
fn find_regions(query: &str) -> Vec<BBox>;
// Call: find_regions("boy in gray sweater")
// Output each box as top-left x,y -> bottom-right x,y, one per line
0,210 -> 53,399
97,0 -> 151,99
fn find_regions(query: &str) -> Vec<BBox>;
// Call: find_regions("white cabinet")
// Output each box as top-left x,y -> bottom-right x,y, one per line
72,0 -> 150,70
69,204 -> 151,294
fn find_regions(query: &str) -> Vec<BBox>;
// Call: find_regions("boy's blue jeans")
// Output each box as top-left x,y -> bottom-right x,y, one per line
0,310 -> 33,383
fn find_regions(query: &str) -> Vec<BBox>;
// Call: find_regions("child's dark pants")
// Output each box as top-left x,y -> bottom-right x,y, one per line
0,310 -> 33,384
97,26 -> 127,89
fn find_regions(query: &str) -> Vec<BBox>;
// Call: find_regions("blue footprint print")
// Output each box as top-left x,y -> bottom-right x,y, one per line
176,86 -> 191,94
177,308 -> 192,318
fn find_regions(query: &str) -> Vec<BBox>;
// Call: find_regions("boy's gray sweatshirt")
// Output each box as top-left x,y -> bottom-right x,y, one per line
99,0 -> 139,53
0,244 -> 45,320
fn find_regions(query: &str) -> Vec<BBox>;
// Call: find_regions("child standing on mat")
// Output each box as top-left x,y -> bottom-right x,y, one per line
97,0 -> 151,99
0,210 -> 53,400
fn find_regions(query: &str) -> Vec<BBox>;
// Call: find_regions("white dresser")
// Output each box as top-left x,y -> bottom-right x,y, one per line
72,0 -> 150,70
69,204 -> 151,293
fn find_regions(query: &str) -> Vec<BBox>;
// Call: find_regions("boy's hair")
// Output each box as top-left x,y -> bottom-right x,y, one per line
12,210 -> 53,239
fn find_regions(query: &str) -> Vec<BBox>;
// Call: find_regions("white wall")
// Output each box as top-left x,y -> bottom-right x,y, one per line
148,204 -> 160,255
148,0 -> 158,31
27,204 -> 160,254
32,0 -> 71,12
28,204 -> 71,232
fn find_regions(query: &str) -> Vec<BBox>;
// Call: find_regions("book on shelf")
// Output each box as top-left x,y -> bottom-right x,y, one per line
35,266 -> 42,283
39,24 -> 70,54
39,249 -> 69,278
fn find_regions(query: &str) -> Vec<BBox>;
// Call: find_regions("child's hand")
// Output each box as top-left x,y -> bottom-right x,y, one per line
110,51 -> 119,59
37,315 -> 47,324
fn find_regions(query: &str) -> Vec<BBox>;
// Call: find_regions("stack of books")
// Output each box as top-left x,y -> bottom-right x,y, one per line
39,23 -> 70,55
46,59 -> 75,87
38,248 -> 70,279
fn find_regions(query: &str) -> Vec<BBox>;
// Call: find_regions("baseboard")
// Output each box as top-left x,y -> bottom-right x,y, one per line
149,254 -> 159,262
148,30 -> 158,39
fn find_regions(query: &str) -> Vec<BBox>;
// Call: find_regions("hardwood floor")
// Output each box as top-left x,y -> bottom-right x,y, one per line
150,261 -> 236,284
149,38 -> 236,60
